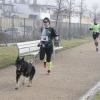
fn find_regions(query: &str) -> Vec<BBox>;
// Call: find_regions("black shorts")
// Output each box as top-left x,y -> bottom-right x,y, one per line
40,45 -> 53,62
92,32 -> 99,40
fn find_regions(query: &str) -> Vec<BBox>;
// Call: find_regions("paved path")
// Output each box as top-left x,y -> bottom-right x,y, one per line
0,41 -> 100,100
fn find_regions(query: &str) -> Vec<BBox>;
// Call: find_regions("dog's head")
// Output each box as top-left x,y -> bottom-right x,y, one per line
15,57 -> 25,71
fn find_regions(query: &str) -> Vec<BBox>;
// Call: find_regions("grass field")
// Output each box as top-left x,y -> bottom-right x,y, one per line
61,37 -> 92,50
92,91 -> 100,100
0,46 -> 17,68
0,37 -> 92,68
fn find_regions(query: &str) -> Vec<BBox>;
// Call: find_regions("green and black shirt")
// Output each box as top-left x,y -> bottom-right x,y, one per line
41,27 -> 58,48
90,24 -> 100,33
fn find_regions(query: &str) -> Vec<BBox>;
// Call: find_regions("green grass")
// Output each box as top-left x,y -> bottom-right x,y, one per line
61,37 -> 92,50
92,91 -> 100,100
0,36 -> 92,68
0,46 -> 18,68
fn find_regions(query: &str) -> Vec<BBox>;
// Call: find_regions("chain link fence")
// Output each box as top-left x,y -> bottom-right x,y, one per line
0,17 -> 91,44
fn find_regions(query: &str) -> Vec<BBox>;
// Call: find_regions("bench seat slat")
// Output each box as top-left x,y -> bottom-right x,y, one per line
20,51 -> 39,56
19,48 -> 30,54
17,40 -> 40,46
18,44 -> 39,49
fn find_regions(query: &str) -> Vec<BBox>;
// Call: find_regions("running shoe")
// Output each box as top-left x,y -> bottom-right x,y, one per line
44,62 -> 46,68
96,48 -> 98,51
47,70 -> 51,75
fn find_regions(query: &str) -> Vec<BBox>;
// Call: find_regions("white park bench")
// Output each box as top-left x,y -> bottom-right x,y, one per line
16,40 -> 63,63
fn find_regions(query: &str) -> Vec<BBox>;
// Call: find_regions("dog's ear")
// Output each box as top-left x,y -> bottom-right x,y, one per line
21,57 -> 24,62
17,56 -> 20,60
15,56 -> 19,66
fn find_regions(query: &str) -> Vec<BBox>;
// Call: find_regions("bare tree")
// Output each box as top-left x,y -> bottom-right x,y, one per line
2,0 -> 5,3
44,0 -> 78,39
8,0 -> 13,4
46,0 -> 75,39
64,0 -> 75,39
14,0 -> 17,3
33,0 -> 37,4
89,3 -> 100,20
45,0 -> 66,46
19,0 -> 26,3
47,0 -> 66,30
55,0 -> 62,30
18,0 -> 31,4
26,0 -> 30,4
93,3 -> 99,19
76,0 -> 87,37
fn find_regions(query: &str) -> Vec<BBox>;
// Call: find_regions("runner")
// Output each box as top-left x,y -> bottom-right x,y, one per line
38,17 -> 59,75
89,19 -> 100,51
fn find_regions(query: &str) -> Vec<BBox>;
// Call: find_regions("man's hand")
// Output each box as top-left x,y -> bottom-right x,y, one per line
55,36 -> 59,40
37,41 -> 42,47
89,28 -> 93,30
37,43 -> 41,47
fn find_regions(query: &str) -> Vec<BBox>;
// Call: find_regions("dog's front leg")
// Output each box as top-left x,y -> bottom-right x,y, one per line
28,78 -> 32,87
15,73 -> 20,90
22,77 -> 27,85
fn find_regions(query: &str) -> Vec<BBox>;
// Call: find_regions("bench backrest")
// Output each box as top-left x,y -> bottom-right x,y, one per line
17,40 -> 40,55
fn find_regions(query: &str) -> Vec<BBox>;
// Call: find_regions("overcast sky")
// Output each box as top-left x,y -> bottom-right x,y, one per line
5,0 -> 100,7
6,0 -> 100,5
38,0 -> 100,5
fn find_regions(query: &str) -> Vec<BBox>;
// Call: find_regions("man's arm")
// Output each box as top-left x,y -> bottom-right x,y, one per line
52,28 -> 59,40
89,24 -> 93,30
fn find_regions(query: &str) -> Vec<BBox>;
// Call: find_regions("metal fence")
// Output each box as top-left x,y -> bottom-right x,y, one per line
0,17 -> 91,44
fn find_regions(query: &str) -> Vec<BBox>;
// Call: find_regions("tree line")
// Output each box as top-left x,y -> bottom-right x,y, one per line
46,0 -> 100,38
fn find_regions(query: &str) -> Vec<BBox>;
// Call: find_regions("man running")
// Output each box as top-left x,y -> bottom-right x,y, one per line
89,19 -> 100,51
38,17 -> 59,75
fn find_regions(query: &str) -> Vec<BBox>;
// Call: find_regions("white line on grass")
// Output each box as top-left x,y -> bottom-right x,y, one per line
79,81 -> 100,100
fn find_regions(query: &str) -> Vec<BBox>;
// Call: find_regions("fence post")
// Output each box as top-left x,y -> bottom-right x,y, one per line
12,16 -> 14,43
24,18 -> 25,37
32,19 -> 34,40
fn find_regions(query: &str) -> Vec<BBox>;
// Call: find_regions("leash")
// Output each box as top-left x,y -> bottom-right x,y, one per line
35,45 -> 42,59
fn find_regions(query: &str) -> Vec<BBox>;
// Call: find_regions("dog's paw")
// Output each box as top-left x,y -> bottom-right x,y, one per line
15,87 -> 18,90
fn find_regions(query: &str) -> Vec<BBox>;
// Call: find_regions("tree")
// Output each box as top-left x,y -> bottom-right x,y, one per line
33,0 -> 37,4
64,0 -> 75,39
55,0 -> 62,30
76,0 -> 88,37
2,0 -> 5,3
46,0 -> 66,46
47,0 -> 75,39
47,0 -> 66,30
14,0 -> 17,3
89,3 -> 100,20
8,0 -> 13,4
26,0 -> 30,4
19,0 -> 26,3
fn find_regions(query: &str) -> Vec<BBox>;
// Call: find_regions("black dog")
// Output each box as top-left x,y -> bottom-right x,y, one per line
15,57 -> 36,90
